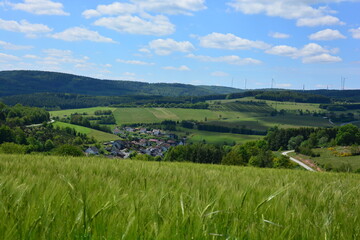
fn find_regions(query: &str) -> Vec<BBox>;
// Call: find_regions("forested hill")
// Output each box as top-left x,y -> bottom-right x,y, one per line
0,70 -> 241,97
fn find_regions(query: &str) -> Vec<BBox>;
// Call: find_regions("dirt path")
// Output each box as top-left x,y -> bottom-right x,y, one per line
282,150 -> 316,172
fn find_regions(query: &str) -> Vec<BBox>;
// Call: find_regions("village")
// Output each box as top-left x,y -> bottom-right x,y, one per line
85,126 -> 185,158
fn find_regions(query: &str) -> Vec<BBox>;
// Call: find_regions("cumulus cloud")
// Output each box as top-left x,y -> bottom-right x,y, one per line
116,58 -> 155,65
297,16 -> 345,27
83,1 -> 206,36
199,32 -> 270,50
9,0 -> 69,16
0,18 -> 52,37
82,0 -> 206,18
269,32 -> 290,39
51,27 -> 115,43
211,71 -> 229,77
302,53 -> 342,63
162,65 -> 190,71
94,15 -> 175,36
82,2 -> 137,19
0,52 -> 20,62
349,27 -> 360,39
149,38 -> 195,55
40,49 -> 89,66
308,29 -> 346,41
266,43 -> 342,63
228,0 -> 348,27
0,40 -> 33,50
187,53 -> 262,65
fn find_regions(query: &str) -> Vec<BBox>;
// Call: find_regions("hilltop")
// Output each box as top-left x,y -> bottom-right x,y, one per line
0,70 -> 241,97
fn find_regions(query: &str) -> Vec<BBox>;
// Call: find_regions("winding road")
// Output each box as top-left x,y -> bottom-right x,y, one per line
282,150 -> 316,172
25,119 -> 55,128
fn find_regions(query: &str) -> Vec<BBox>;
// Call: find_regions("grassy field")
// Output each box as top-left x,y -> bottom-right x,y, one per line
50,107 -> 116,118
175,128 -> 262,145
292,147 -> 360,170
53,122 -> 120,142
1,154 -> 360,239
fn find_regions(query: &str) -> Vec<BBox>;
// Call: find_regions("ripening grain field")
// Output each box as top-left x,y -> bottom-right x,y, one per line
0,154 -> 360,239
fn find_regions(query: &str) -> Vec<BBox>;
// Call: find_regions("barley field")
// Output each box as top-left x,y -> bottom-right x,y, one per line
1,154 -> 359,239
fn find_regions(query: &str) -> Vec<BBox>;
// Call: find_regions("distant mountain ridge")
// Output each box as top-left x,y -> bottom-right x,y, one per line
0,70 -> 241,97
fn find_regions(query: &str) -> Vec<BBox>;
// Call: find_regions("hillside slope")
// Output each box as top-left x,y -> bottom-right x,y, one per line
0,70 -> 241,97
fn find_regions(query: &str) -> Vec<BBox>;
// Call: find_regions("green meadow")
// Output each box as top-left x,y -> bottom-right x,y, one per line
50,107 -> 116,118
291,147 -> 360,170
53,122 -> 120,142
1,154 -> 360,239
176,128 -> 262,145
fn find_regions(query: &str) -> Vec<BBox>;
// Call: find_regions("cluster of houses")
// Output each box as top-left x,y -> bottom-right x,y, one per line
85,126 -> 185,158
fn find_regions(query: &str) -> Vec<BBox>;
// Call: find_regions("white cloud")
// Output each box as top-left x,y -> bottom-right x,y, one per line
40,49 -> 88,65
0,52 -> 20,62
187,53 -> 262,65
162,65 -> 190,71
266,43 -> 342,63
199,32 -> 270,50
228,0 -> 321,19
302,53 -> 342,63
82,2 -> 138,19
276,83 -> 292,88
265,45 -> 298,57
82,0 -> 206,18
0,18 -> 52,37
51,27 -> 115,43
116,58 -> 155,65
138,48 -> 151,53
132,0 -> 206,15
23,54 -> 38,59
308,29 -> 346,41
297,16 -> 345,27
349,27 -> 360,39
269,32 -> 290,39
211,71 -> 229,77
0,40 -> 33,50
149,38 -> 195,55
228,0 -> 349,27
10,0 -> 69,16
94,15 -> 175,36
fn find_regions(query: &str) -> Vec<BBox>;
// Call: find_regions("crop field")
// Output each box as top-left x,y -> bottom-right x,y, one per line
210,101 -> 274,113
206,114 -> 331,132
1,154 -> 360,239
50,107 -> 116,118
292,147 -> 360,170
112,108 -> 255,125
210,97 -> 325,112
53,122 -> 120,142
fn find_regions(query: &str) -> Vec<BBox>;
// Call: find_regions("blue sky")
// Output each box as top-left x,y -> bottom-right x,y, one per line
0,0 -> 359,90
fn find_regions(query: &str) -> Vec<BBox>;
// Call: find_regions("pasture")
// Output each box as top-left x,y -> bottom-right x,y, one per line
50,107 -> 116,118
292,147 -> 360,171
53,122 -> 120,142
177,128 -> 262,145
0,154 -> 360,239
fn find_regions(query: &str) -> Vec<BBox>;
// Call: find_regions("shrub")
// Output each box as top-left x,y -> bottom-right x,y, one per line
53,144 -> 84,157
0,142 -> 26,154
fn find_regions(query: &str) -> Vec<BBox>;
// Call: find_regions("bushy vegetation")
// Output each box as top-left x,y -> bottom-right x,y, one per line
0,102 -> 49,126
164,141 -> 294,169
1,154 -> 360,239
